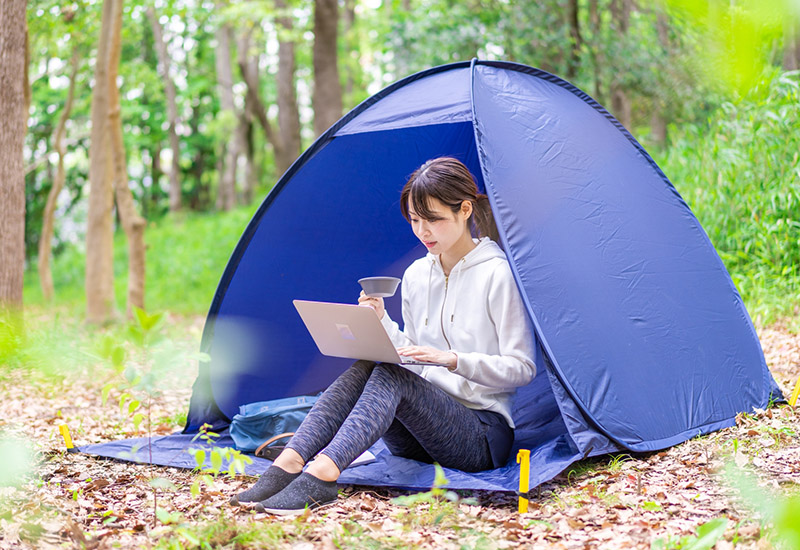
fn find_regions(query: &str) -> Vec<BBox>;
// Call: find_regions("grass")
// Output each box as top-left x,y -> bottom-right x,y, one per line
23,202 -> 259,316
655,70 -> 800,325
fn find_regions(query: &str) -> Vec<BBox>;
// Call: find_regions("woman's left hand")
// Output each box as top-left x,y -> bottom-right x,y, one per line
397,346 -> 457,370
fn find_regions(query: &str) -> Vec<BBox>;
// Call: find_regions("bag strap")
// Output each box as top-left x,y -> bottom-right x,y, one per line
254,432 -> 294,456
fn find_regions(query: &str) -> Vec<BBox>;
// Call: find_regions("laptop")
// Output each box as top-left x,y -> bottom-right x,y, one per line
293,299 -> 447,367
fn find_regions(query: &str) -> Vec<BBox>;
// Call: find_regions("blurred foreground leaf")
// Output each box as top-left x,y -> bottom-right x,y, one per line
0,436 -> 34,488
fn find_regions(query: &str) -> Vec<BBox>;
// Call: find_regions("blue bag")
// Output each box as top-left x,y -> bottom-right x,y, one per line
229,395 -> 318,454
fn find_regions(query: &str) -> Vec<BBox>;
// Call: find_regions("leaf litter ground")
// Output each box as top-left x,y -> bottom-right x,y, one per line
1,315 -> 798,549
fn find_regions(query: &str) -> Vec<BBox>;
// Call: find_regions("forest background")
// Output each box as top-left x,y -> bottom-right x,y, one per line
0,0 -> 798,324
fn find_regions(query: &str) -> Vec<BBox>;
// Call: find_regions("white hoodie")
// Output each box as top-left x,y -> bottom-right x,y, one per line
380,237 -> 536,427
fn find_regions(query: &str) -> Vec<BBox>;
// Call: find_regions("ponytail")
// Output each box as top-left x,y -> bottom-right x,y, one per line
473,194 -> 500,243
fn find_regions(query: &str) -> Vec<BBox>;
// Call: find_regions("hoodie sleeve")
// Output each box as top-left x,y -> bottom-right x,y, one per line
450,264 -> 537,389
379,276 -> 425,374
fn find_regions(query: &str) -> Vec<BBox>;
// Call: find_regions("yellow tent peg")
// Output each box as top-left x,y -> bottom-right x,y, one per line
517,448 -> 531,513
59,424 -> 75,451
790,375 -> 800,408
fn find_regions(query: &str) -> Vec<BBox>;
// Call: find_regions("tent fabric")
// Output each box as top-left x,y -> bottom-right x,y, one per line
81,60 -> 780,493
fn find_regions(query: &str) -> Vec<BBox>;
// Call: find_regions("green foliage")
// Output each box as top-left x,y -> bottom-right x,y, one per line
726,463 -> 800,548
152,515 -> 290,550
665,0 -> 793,98
24,204 -> 258,314
0,436 -> 35,489
391,464 -> 475,528
650,517 -> 729,550
658,71 -> 800,322
188,423 -> 253,498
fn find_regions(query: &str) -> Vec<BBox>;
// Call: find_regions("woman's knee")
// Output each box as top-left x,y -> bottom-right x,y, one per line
372,362 -> 417,384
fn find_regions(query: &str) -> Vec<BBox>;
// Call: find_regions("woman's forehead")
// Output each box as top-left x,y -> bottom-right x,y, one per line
408,195 -> 448,214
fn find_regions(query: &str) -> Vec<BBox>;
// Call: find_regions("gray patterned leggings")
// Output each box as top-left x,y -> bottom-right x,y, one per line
285,360 -> 494,473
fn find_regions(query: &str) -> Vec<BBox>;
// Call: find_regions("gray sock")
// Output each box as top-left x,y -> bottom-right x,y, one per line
230,465 -> 300,505
255,472 -> 338,515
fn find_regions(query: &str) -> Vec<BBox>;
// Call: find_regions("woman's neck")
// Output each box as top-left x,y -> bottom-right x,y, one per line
440,236 -> 477,276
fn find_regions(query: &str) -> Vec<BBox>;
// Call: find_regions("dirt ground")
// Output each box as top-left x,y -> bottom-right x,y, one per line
0,317 -> 798,549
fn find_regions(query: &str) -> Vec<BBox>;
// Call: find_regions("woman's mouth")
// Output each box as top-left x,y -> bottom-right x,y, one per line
423,241 -> 437,248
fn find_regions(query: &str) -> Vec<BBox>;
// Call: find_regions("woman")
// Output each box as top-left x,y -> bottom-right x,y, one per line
231,157 -> 536,515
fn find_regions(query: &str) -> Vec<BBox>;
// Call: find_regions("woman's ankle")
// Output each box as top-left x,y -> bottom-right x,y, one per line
273,449 -> 305,474
305,454 -> 341,482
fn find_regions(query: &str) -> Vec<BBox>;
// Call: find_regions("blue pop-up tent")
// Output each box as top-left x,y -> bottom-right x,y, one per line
81,60 -> 781,492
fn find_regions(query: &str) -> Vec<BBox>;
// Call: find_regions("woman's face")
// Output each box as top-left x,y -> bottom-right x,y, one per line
407,197 -> 472,257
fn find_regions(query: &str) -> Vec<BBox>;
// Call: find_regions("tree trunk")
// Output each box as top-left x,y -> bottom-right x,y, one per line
239,108 -> 256,204
312,0 -> 342,137
109,0 -> 145,315
566,0 -> 581,80
39,47 -> 79,302
342,0 -> 356,103
236,31 -> 257,204
147,6 -> 182,212
86,0 -> 118,323
236,28 -> 290,175
276,0 -> 302,171
215,20 -> 239,211
610,0 -> 632,130
0,0 -> 28,311
588,0 -> 603,101
149,143 -> 162,217
649,10 -> 670,147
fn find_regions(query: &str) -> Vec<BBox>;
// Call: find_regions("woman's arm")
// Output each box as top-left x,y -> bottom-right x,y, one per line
449,265 -> 537,389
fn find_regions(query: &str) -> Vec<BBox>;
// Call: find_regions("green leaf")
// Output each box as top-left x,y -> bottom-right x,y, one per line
642,501 -> 663,512
210,450 -> 223,473
149,477 -> 177,492
433,463 -> 449,489
176,527 -> 201,546
133,307 -> 164,334
101,382 -> 115,405
128,400 -> 141,414
683,517 -> 729,550
132,413 -> 145,432
111,345 -> 126,369
123,366 -> 138,383
118,393 -> 131,417
191,449 -> 206,469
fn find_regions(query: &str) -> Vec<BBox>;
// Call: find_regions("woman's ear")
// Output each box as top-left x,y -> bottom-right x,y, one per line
461,200 -> 473,218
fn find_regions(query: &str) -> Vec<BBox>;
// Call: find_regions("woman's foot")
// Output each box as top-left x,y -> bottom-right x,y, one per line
255,472 -> 338,516
229,465 -> 300,506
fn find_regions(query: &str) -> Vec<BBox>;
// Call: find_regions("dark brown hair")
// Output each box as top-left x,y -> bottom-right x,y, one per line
400,157 -> 499,241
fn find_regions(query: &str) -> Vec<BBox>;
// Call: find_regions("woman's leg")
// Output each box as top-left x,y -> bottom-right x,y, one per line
283,360 -> 376,465
255,363 -> 493,514
318,363 -> 493,474
231,360 -> 375,504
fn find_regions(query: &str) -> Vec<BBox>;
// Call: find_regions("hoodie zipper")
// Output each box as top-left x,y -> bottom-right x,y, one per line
440,275 -> 452,349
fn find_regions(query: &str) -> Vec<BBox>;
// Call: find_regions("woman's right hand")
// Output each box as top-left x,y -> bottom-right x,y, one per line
358,291 -> 385,320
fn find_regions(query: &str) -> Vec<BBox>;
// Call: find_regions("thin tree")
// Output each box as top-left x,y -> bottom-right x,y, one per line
610,0 -> 633,130
236,29 -> 257,203
275,0 -> 301,168
86,0 -> 118,323
312,0 -> 342,137
39,47 -> 80,301
214,19 -> 240,211
109,0 -> 146,314
566,0 -> 582,80
147,5 -> 182,212
0,0 -> 29,312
